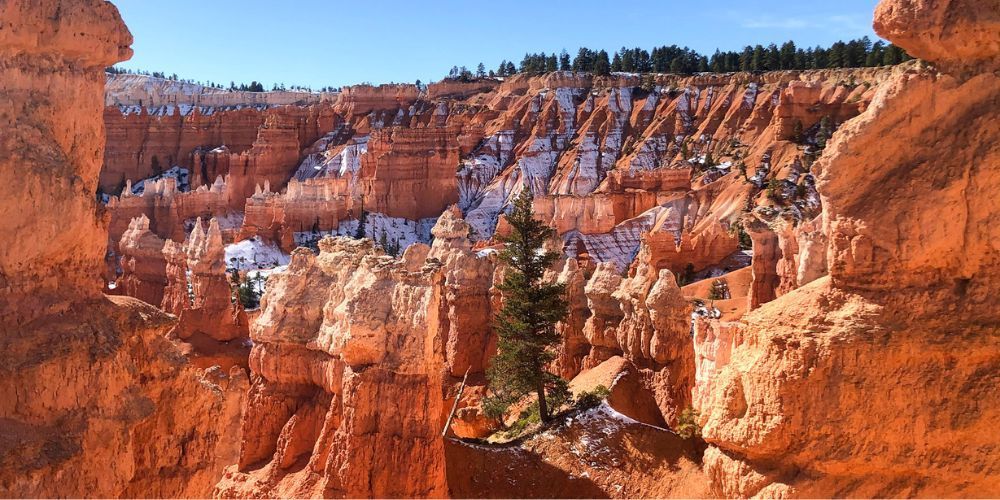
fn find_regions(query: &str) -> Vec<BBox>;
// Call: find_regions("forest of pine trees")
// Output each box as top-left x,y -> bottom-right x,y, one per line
448,36 -> 911,80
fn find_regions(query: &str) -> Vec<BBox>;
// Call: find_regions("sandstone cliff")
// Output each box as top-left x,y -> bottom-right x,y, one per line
103,61 -> 888,286
0,1 -> 245,496
691,0 -> 1000,496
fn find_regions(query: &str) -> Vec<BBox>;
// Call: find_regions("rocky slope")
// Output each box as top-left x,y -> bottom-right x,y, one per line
691,0 -> 1000,496
0,1 -> 245,496
102,61 -> 890,306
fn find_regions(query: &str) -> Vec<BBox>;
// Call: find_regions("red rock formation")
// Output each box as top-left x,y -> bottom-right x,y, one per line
172,218 -> 248,342
107,174 -> 241,251
0,2 -> 245,497
102,106 -> 265,193
102,62 -> 884,279
333,83 -> 420,120
549,238 -> 696,429
191,106 -> 339,203
359,126 -> 462,219
102,100 -> 337,196
117,214 -> 168,306
691,0 -> 1000,496
218,210 -> 495,496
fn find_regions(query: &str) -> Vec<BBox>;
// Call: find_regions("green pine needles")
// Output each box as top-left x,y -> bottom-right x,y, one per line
483,189 -> 570,424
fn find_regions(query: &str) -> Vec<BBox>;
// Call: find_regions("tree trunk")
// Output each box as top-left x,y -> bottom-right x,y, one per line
536,380 -> 549,423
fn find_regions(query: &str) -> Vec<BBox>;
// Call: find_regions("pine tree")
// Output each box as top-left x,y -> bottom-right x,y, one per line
354,198 -> 368,239
546,53 -> 558,72
611,52 -> 623,72
593,50 -> 611,76
476,62 -> 486,78
483,190 -> 569,424
559,49 -> 571,70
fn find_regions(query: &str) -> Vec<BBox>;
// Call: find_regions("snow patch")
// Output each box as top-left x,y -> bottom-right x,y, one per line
224,237 -> 290,270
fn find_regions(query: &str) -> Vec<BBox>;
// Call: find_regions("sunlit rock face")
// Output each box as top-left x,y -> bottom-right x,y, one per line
0,1 -> 245,497
103,58 -> 889,282
216,210 -> 496,498
691,0 -> 1000,496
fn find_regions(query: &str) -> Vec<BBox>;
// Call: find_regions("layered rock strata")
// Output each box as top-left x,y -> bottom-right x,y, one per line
0,1 -> 245,497
691,0 -> 1000,496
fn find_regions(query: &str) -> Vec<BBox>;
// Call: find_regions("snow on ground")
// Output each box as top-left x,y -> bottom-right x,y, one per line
117,103 -> 271,117
743,83 -> 759,109
225,236 -> 290,270
293,213 -> 437,253
559,403 -> 670,466
130,166 -> 190,195
294,134 -> 369,181
561,206 -> 670,272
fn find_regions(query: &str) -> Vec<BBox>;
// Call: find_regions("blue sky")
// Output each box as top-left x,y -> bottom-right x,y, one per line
111,0 -> 882,89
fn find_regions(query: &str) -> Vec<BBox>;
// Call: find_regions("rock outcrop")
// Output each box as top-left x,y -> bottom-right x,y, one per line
691,0 -> 1000,496
117,214 -> 169,306
555,240 -> 695,427
172,218 -> 248,341
0,1 -> 245,497
217,211 -> 495,497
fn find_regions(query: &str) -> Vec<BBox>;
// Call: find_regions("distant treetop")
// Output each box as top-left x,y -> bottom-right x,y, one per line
447,36 -> 910,80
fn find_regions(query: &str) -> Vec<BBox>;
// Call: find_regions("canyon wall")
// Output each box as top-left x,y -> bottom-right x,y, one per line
103,63 -> 891,307
692,0 -> 1000,496
216,210 -> 495,497
0,1 -> 245,496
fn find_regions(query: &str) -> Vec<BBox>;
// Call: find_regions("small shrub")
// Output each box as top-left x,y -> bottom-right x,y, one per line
676,407 -> 702,439
575,385 -> 611,410
707,280 -> 728,300
504,402 -> 541,437
766,177 -> 781,202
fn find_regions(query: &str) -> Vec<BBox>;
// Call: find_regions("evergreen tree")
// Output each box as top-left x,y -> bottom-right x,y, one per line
483,190 -> 569,424
866,41 -> 885,67
611,52 -> 623,72
559,49 -> 571,70
354,198 -> 368,239
779,41 -> 796,69
505,61 -> 516,75
572,47 -> 595,72
765,43 -> 781,70
670,58 -> 683,74
476,62 -> 486,78
593,50 -> 611,76
751,45 -> 765,71
739,46 -> 753,71
546,53 -> 558,72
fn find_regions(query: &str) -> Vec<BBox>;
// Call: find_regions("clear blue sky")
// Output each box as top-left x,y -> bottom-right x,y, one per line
111,0 -> 882,89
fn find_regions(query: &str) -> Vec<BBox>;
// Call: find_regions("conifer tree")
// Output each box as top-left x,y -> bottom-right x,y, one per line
354,198 -> 368,239
559,49 -> 571,70
546,53 -> 558,72
593,50 -> 611,76
484,190 -> 569,424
